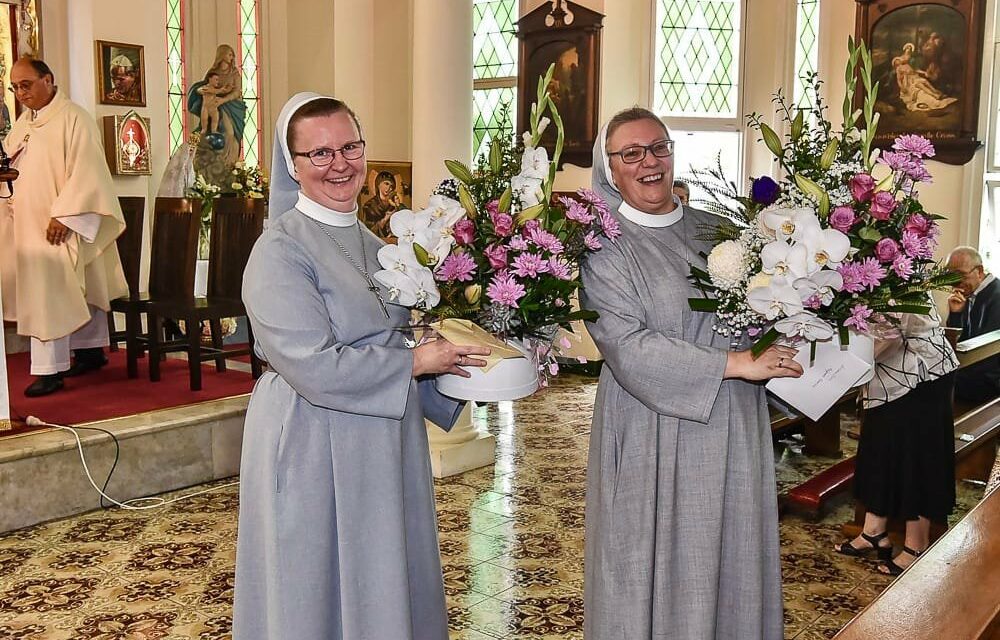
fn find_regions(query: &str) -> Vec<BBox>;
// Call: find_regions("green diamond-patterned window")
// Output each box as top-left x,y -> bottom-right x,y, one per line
654,0 -> 742,117
473,0 -> 517,159
794,0 -> 819,108
165,0 -> 187,155
238,0 -> 261,168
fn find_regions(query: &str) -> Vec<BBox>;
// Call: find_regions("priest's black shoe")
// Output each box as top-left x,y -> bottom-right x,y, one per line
64,348 -> 108,377
24,374 -> 64,397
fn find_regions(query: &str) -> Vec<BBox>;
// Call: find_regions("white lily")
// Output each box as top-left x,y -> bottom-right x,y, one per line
792,270 -> 844,306
373,266 -> 440,309
761,207 -> 816,242
388,208 -> 433,244
511,174 -> 544,208
376,243 -> 423,273
760,241 -> 809,278
747,276 -> 804,320
797,224 -> 851,272
774,312 -> 835,341
519,145 -> 550,180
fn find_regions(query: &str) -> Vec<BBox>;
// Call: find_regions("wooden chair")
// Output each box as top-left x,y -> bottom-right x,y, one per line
108,196 -> 146,351
110,197 -> 200,378
147,197 -> 265,391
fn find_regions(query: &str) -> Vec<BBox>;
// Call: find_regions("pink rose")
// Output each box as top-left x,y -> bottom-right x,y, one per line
483,243 -> 508,270
849,173 -> 875,202
491,212 -> 514,237
903,213 -> 932,237
829,206 -> 857,233
485,199 -> 500,218
454,219 -> 475,245
874,237 -> 900,263
521,219 -> 541,237
869,191 -> 897,220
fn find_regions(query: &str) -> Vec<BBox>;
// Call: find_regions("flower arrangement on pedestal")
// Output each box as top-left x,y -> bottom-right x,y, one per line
372,65 -> 619,395
189,162 -> 269,259
687,38 -> 959,360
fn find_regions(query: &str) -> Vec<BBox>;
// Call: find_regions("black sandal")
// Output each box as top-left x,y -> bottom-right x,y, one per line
878,545 -> 923,576
834,531 -> 893,561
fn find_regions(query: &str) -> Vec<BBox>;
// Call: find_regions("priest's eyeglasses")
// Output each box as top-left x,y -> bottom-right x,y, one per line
292,140 -> 366,167
608,139 -> 675,164
8,80 -> 38,94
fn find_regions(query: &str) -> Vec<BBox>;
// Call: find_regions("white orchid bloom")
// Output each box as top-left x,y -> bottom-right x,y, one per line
797,225 -> 851,272
376,243 -> 423,273
511,175 -> 544,208
747,276 -> 804,320
774,312 -> 836,341
425,195 -> 466,227
519,145 -> 550,180
761,241 -> 809,279
793,270 -> 844,306
373,265 -> 440,309
761,207 -> 816,241
411,227 -> 455,267
388,208 -> 433,244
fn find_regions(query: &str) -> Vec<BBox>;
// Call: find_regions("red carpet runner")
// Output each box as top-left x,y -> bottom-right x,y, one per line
4,348 -> 255,429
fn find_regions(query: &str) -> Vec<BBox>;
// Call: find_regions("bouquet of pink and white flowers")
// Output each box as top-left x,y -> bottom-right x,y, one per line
373,65 -> 620,382
688,39 -> 959,356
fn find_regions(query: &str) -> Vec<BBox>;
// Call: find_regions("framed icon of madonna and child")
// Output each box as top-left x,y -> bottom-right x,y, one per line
357,161 -> 412,242
856,0 -> 986,164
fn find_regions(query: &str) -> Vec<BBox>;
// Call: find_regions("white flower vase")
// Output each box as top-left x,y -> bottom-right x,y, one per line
194,259 -> 209,297
435,339 -> 539,402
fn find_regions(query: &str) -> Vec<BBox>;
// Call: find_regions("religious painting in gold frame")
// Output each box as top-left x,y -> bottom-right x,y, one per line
95,39 -> 146,107
357,161 -> 412,242
0,0 -> 43,135
102,112 -> 151,175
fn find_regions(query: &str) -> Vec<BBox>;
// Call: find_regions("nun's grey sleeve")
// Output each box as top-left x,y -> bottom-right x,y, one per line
242,232 -> 414,420
418,379 -> 465,431
580,243 -> 728,424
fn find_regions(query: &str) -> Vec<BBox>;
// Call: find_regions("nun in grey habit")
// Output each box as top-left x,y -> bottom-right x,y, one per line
579,108 -> 801,640
233,93 -> 488,640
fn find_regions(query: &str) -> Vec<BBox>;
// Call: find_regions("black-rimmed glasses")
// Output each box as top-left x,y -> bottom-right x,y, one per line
608,139 -> 675,164
292,140 -> 366,167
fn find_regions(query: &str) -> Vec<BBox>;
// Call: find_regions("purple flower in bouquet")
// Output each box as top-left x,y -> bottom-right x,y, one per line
850,173 -> 875,203
437,253 -> 477,283
857,257 -> 888,290
511,252 -> 550,278
750,176 -> 781,206
844,303 -> 873,333
527,227 -> 564,255
874,237 -> 900,263
577,188 -> 609,214
584,231 -> 602,250
829,206 -> 857,233
891,254 -> 915,280
491,211 -> 514,237
804,294 -> 823,309
548,257 -> 573,280
903,213 -> 932,238
509,235 -> 529,251
901,230 -> 934,259
893,134 -> 936,158
879,151 -> 932,183
838,262 -> 865,293
600,211 -> 622,239
562,197 -> 596,224
869,191 -> 898,220
454,219 -> 476,246
485,199 -> 500,217
487,272 -> 526,308
484,243 -> 509,270
521,219 -> 541,237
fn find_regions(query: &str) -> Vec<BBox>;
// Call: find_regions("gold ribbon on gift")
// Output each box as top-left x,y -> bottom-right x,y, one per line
430,318 -> 525,373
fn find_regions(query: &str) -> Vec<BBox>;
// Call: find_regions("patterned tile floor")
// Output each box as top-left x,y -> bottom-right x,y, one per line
0,372 -> 985,639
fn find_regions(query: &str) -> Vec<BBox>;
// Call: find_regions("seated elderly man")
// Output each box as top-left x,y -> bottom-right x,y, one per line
946,246 -> 999,404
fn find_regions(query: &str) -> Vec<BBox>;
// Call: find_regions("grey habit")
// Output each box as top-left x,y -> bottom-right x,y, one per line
233,93 -> 462,640
580,127 -> 783,639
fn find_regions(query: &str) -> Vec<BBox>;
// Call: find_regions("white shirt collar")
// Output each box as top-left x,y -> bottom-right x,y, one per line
296,192 -> 358,227
617,195 -> 684,228
973,273 -> 995,297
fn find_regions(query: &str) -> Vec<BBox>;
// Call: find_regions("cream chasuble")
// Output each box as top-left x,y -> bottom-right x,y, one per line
0,89 -> 128,341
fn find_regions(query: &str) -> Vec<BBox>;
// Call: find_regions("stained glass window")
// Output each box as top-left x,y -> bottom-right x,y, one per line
238,0 -> 261,168
654,0 -> 742,117
165,0 -> 186,155
473,0 -> 517,159
794,0 -> 820,108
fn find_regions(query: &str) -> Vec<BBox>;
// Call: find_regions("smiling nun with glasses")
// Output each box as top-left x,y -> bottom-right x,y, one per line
232,93 -> 489,640
580,107 -> 802,640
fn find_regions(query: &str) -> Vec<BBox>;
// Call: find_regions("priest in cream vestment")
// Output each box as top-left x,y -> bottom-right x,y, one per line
0,58 -> 127,397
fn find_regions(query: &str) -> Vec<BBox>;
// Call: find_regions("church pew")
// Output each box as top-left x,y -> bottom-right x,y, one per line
833,487 -> 1000,640
770,391 -> 857,458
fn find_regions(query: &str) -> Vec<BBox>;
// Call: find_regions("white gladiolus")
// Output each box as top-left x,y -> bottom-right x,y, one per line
747,277 -> 804,320
761,241 -> 809,278
774,312 -> 835,341
519,146 -> 550,180
706,240 -> 747,290
761,206 -> 815,241
511,174 -> 544,208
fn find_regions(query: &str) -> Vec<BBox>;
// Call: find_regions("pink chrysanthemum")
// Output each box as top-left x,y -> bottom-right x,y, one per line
857,257 -> 887,290
901,230 -> 934,259
837,262 -> 866,294
508,235 -> 529,251
527,227 -> 564,254
891,255 -> 915,280
487,272 -> 526,308
576,188 -> 609,213
600,211 -> 621,239
583,231 -> 602,251
893,134 -> 936,158
511,252 -> 550,278
804,294 -> 823,310
548,257 -> 572,280
436,253 -> 477,283
564,199 -> 596,224
844,304 -> 873,333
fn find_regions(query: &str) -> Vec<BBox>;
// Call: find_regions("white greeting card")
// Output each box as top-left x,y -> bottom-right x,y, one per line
765,341 -> 870,422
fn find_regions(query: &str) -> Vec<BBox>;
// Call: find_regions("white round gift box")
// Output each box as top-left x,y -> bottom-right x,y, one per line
435,344 -> 539,402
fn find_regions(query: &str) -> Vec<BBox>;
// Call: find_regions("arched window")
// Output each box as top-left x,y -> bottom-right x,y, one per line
794,0 -> 820,108
238,0 -> 262,168
473,0 -> 517,160
165,0 -> 187,155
